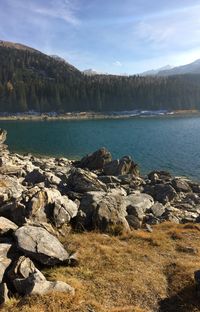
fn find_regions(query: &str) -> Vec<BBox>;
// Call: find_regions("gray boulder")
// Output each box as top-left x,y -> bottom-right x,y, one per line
76,190 -> 129,233
93,191 -> 129,233
77,148 -> 112,170
150,202 -> 166,217
68,168 -> 107,193
14,272 -> 74,296
103,156 -> 138,176
10,256 -> 74,296
8,255 -> 44,281
14,225 -> 70,265
25,187 -> 78,227
153,184 -> 177,204
172,178 -> 192,193
53,195 -> 78,228
125,192 -> 154,220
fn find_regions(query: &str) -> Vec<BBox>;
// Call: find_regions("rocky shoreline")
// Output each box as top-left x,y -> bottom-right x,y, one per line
0,129 -> 200,305
0,109 -> 199,121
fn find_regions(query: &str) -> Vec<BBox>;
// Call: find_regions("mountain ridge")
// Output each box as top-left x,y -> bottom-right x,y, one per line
0,39 -> 200,113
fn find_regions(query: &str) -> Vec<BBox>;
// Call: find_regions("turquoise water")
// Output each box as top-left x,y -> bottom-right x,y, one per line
0,117 -> 200,180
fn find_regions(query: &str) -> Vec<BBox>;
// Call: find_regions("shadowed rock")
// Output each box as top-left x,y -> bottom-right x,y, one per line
76,147 -> 112,170
0,244 -> 12,283
103,156 -> 139,176
68,168 -> 107,193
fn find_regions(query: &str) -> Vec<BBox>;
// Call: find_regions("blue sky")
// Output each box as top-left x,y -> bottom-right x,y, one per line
1,0 -> 200,74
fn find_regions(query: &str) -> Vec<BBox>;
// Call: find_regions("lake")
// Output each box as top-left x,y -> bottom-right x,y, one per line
0,116 -> 200,180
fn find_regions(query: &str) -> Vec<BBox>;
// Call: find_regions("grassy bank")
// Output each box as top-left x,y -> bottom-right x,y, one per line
2,222 -> 200,312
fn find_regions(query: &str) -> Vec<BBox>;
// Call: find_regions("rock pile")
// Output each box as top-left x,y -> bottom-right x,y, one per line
0,129 -> 200,304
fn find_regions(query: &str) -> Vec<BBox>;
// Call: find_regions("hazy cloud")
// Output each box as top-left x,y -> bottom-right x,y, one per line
7,0 -> 80,25
113,61 -> 122,66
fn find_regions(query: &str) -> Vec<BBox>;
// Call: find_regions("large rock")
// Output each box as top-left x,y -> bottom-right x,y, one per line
125,215 -> 141,229
172,178 -> 192,193
8,255 -> 44,281
76,190 -> 129,233
10,256 -> 74,296
153,184 -> 177,204
67,168 -> 107,193
93,192 -> 129,233
125,192 -> 154,220
77,148 -> 112,170
150,202 -> 166,217
14,225 -> 70,265
0,244 -> 12,283
103,156 -> 138,176
14,272 -> 74,296
53,195 -> 78,228
24,187 -> 78,227
0,217 -> 18,235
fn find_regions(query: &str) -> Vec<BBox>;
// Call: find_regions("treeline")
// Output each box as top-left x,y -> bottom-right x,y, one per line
0,45 -> 200,112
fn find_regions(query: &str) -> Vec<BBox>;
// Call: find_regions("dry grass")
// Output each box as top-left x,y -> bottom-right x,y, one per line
2,222 -> 200,312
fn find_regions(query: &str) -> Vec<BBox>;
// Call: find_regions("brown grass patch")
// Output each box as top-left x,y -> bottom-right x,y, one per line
2,223 -> 200,312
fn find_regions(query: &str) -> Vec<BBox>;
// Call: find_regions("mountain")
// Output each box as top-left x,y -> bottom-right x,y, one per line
0,40 -> 40,53
140,65 -> 172,76
1,40 -> 200,113
158,59 -> 200,76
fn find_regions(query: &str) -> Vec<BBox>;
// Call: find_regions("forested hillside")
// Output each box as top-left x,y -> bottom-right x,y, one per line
0,42 -> 200,112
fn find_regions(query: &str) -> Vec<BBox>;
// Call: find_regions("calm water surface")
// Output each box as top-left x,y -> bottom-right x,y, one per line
0,117 -> 200,180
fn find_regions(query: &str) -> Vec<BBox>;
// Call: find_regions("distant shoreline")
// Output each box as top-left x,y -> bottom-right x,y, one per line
0,109 -> 199,121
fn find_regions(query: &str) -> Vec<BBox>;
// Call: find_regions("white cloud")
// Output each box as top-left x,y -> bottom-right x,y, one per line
113,60 -> 122,66
134,5 -> 200,51
7,0 -> 80,25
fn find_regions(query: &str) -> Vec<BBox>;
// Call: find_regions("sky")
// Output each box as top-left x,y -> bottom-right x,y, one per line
1,0 -> 200,74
